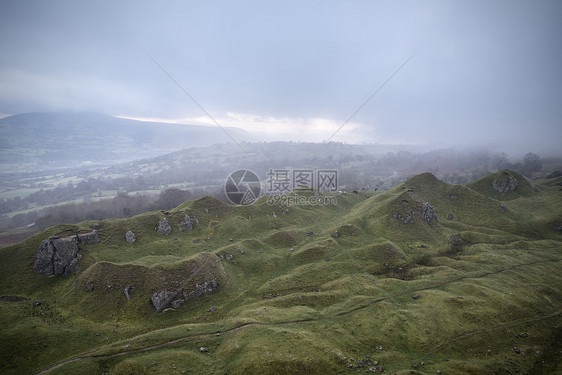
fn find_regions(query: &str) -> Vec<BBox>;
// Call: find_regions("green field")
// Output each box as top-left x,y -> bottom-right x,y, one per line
0,170 -> 560,374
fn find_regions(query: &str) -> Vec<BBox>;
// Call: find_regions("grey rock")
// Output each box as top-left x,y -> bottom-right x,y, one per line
500,204 -> 505,213
412,294 -> 420,299
125,231 -> 136,243
86,283 -> 94,292
306,231 -> 314,236
447,213 -> 454,220
77,230 -> 100,244
180,215 -> 194,230
124,286 -> 134,300
33,300 -> 41,307
420,202 -> 439,223
157,218 -> 172,235
209,306 -> 217,312
151,289 -> 177,312
226,254 -> 233,260
33,237 -> 80,276
492,174 -> 518,193
92,223 -> 101,230
554,225 -> 562,232
445,194 -> 458,199
514,346 -> 521,354
152,279 -> 218,312
107,285 -> 114,292
200,347 -> 206,352
332,230 -> 340,238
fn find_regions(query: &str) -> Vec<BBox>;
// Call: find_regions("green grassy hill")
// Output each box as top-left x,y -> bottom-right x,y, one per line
1,171 -> 561,374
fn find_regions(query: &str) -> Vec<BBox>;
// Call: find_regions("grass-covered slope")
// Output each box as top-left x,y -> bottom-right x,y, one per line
0,172 -> 561,374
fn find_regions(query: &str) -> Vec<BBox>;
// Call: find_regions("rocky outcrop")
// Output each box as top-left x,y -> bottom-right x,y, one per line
124,286 -> 134,300
150,289 -> 178,312
420,202 -> 438,223
125,231 -> 136,243
33,236 -> 81,276
393,201 -> 438,224
180,215 -> 194,230
492,174 -> 518,193
77,230 -> 100,244
157,218 -> 171,235
150,279 -> 218,312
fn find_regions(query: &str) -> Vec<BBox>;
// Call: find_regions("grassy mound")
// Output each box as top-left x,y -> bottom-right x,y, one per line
1,171 -> 561,374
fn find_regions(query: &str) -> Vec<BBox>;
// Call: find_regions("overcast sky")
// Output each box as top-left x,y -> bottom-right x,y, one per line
0,0 -> 560,154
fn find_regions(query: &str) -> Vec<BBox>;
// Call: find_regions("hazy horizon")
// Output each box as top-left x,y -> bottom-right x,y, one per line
1,1 -> 561,154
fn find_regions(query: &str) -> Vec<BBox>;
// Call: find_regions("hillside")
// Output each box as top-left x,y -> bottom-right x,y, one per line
0,112 -> 248,171
0,171 -> 561,374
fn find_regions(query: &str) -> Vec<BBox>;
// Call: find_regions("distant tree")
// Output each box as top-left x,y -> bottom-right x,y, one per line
521,152 -> 542,177
491,152 -> 509,170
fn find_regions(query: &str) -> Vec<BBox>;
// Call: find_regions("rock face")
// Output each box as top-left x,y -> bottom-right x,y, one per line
157,218 -> 171,235
125,231 -> 136,243
492,174 -> 518,193
150,279 -> 218,312
33,237 -> 80,276
77,230 -> 100,244
180,215 -> 194,230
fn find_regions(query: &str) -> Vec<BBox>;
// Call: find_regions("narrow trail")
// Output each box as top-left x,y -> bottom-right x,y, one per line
35,259 -> 561,375
433,309 -> 562,352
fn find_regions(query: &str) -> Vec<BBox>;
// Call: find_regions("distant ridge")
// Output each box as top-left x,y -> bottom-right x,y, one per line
0,112 -> 249,169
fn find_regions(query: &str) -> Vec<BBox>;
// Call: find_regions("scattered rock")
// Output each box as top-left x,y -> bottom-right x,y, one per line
306,231 -> 314,236
92,223 -> 101,230
226,254 -> 233,260
554,225 -> 562,232
171,299 -> 184,309
418,244 -> 428,248
33,236 -> 80,276
447,213 -> 454,220
125,231 -> 136,243
209,306 -> 217,312
332,230 -> 340,238
124,286 -> 134,300
157,218 -> 172,235
33,300 -> 41,307
107,285 -> 114,292
445,194 -> 458,199
200,347 -> 206,352
412,294 -> 419,299
77,230 -> 100,244
500,204 -> 505,213
180,215 -> 194,230
519,332 -> 528,338
514,346 -> 521,354
86,283 -> 94,293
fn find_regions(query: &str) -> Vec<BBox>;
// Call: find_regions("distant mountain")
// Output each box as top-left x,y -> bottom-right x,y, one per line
0,112 -> 249,170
